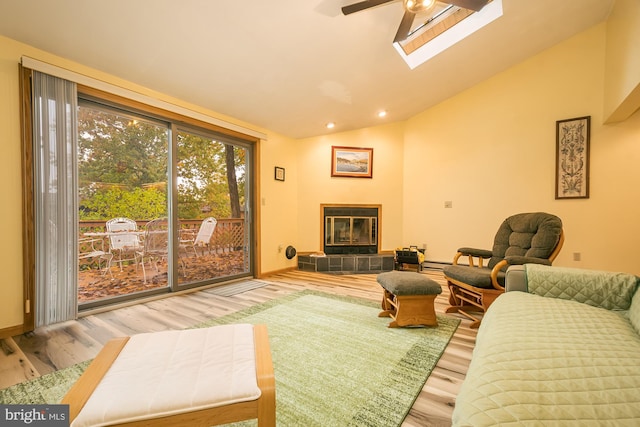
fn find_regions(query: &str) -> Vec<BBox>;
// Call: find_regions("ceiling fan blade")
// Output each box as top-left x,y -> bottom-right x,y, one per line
341,0 -> 396,15
447,0 -> 489,12
393,9 -> 416,43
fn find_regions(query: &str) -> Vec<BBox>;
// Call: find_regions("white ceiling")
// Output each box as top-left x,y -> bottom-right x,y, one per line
0,0 -> 613,139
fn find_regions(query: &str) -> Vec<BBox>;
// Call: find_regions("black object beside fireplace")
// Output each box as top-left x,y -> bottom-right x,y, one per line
323,206 -> 378,254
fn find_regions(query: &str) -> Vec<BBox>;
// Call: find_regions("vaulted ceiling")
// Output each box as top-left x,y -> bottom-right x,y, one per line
0,0 -> 613,138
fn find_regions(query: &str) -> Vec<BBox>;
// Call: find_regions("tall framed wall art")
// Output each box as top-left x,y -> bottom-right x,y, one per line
555,116 -> 590,199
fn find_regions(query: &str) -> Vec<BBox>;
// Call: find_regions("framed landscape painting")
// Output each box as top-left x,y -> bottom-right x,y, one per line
331,146 -> 373,178
555,116 -> 590,199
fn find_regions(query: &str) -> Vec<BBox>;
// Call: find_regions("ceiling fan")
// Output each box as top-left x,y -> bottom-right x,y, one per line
342,0 -> 490,43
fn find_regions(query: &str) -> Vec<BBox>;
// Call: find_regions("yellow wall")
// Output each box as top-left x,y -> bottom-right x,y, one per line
259,132 -> 299,272
604,0 -> 640,122
401,23 -> 640,274
295,123 -> 406,253
0,39 -> 25,330
294,17 -> 640,274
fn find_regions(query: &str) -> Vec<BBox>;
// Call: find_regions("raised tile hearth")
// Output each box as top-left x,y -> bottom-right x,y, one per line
298,253 -> 394,274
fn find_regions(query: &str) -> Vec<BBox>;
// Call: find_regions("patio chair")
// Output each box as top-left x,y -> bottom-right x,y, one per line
443,212 -> 564,328
137,218 -> 169,283
180,217 -> 217,257
78,237 -> 113,278
105,217 -> 142,271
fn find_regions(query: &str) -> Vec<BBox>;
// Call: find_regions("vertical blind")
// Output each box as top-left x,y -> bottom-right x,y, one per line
32,71 -> 79,327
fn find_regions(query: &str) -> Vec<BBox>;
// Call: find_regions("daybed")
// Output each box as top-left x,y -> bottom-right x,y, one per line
452,264 -> 640,426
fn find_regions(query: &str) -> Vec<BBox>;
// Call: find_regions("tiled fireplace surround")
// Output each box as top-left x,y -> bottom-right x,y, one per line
298,253 -> 395,274
297,204 -> 395,274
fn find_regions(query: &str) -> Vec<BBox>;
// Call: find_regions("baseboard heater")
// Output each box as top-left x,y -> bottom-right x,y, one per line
421,260 -> 452,271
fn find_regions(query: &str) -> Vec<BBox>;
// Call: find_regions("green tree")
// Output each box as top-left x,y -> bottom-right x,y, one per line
78,105 -> 169,220
78,108 -> 168,189
80,187 -> 167,220
177,132 -> 246,220
78,104 -> 246,222
226,144 -> 241,218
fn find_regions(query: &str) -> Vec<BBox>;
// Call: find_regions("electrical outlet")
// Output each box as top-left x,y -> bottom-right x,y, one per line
573,252 -> 581,261
444,201 -> 453,208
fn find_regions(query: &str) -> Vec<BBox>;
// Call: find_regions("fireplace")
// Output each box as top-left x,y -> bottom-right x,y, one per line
323,205 -> 379,254
298,204 -> 391,274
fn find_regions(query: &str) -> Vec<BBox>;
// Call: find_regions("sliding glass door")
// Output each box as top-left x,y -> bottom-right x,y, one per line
77,101 -> 170,306
76,101 -> 253,307
175,128 -> 251,287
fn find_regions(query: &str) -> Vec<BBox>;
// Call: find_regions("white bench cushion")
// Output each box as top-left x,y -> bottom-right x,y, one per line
72,324 -> 261,427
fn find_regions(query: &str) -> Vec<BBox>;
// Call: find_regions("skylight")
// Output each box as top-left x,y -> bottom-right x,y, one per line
394,0 -> 503,69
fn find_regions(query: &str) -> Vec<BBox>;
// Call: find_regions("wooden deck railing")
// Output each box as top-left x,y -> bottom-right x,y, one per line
79,218 -> 246,268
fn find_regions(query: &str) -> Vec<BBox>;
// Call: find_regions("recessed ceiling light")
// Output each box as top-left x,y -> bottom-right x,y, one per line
326,122 -> 335,129
377,110 -> 387,118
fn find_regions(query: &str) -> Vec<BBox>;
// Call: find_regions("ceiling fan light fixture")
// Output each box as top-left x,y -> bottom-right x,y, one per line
403,0 -> 436,14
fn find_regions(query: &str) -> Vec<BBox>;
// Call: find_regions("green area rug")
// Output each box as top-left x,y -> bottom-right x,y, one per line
1,290 -> 459,426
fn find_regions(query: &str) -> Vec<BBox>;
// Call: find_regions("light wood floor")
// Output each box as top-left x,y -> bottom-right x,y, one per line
0,269 -> 477,427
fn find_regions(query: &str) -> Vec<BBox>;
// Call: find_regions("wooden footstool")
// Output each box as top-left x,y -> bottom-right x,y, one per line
376,271 -> 442,327
62,324 -> 275,427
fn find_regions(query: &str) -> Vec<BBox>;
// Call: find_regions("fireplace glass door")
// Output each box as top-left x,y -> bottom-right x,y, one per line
325,216 -> 376,247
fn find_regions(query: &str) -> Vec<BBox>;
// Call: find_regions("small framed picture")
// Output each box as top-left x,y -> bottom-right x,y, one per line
274,166 -> 285,181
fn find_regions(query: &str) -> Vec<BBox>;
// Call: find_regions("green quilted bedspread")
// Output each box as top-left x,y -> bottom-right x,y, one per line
452,291 -> 640,426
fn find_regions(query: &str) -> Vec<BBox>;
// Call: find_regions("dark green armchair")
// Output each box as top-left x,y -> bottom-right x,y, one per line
443,212 -> 564,328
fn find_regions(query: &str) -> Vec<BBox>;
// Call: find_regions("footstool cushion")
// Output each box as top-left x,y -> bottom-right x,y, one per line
377,271 -> 442,295
63,324 -> 275,427
377,271 -> 442,327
